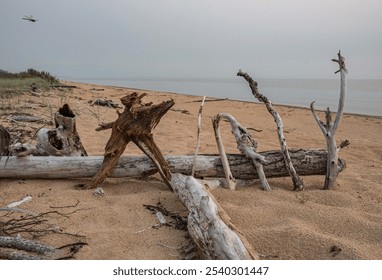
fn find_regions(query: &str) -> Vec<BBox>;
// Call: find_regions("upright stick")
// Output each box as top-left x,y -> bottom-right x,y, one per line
237,70 -> 304,191
310,50 -> 349,190
191,96 -> 206,177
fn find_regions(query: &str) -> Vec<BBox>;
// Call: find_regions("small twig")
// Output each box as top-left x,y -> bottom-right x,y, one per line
191,98 -> 228,103
50,200 -> 80,209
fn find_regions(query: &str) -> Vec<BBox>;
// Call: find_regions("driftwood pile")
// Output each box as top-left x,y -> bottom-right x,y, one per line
0,52 -> 349,260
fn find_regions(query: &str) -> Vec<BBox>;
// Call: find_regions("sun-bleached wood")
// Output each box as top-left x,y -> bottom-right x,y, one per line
191,96 -> 206,177
0,149 -> 338,180
171,173 -> 259,260
212,113 -> 271,191
237,70 -> 304,191
11,104 -> 87,157
310,50 -> 349,190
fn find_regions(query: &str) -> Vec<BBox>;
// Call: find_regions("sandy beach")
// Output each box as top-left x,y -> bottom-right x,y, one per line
1,80 -> 381,260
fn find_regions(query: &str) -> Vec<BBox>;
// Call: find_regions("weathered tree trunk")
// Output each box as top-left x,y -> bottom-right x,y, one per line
11,104 -> 87,157
310,51 -> 349,190
79,92 -> 174,190
213,113 -> 271,191
0,149 -> 341,180
237,70 -> 304,191
171,173 -> 259,259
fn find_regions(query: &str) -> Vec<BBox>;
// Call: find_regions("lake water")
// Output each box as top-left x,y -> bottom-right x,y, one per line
70,78 -> 382,116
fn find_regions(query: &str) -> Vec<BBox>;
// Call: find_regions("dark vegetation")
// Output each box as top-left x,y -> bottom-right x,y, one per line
0,68 -> 59,84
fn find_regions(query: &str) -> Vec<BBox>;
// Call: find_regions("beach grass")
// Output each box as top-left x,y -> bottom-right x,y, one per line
0,69 -> 60,98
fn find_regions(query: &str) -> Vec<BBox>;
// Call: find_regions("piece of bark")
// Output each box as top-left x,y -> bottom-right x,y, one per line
0,149 -> 340,180
79,92 -> 174,190
171,173 -> 259,259
310,50 -> 349,190
238,70 -> 304,191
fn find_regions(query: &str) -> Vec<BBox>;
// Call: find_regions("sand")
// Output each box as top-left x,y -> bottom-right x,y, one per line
0,81 -> 381,260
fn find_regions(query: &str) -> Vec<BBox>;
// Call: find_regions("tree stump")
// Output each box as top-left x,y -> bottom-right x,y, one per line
79,92 -> 174,190
11,104 -> 87,157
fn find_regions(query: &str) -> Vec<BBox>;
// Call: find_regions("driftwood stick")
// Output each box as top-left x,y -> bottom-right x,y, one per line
212,116 -> 237,190
310,50 -> 349,190
0,149 -> 339,180
237,69 -> 304,191
213,113 -> 271,191
192,96 -> 206,177
171,173 -> 259,259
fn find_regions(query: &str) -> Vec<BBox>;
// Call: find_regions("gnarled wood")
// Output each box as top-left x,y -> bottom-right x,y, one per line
79,92 -> 174,190
11,104 -> 87,157
213,113 -> 271,191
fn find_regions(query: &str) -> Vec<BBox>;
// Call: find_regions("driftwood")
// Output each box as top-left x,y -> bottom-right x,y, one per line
191,96 -> 206,177
310,51 -> 349,190
7,115 -> 45,123
0,126 -> 10,167
213,113 -> 271,191
89,98 -> 122,109
78,92 -> 174,190
0,236 -> 61,260
11,104 -> 87,157
237,70 -> 304,191
171,173 -> 259,259
0,149 -> 339,180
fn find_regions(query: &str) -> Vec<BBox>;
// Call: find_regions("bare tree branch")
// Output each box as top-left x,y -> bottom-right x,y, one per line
237,69 -> 304,191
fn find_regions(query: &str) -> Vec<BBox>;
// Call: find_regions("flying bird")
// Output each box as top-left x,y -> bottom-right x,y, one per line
22,15 -> 38,22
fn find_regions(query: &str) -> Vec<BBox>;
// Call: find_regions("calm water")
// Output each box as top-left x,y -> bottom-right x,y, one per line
71,78 -> 382,116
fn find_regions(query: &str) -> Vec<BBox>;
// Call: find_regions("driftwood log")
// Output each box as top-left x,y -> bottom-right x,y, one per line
78,92 -> 174,190
171,173 -> 259,259
310,50 -> 349,190
0,149 -> 340,180
238,70 -> 304,191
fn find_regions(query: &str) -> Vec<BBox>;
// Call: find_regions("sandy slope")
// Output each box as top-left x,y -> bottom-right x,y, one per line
1,81 -> 381,259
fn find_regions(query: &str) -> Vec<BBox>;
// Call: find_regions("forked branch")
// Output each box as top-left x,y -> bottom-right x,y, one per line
310,50 -> 349,190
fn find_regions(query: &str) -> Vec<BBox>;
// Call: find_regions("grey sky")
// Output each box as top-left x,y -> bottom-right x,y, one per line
1,0 -> 381,79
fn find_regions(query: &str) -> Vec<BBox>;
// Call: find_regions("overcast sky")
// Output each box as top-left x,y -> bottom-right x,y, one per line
1,0 -> 381,79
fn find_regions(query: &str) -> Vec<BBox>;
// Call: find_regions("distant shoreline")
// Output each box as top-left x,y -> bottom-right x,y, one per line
62,79 -> 382,120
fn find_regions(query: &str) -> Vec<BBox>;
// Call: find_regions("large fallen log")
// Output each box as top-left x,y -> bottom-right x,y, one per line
0,149 -> 342,179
